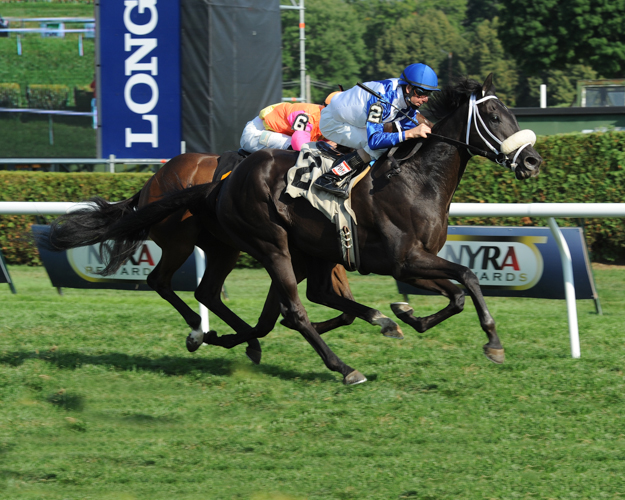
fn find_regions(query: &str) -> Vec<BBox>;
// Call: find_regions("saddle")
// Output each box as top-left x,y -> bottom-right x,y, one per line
214,149 -> 250,181
285,142 -> 371,271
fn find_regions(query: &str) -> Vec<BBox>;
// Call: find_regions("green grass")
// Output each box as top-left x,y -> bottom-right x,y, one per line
1,266 -> 625,499
0,37 -> 95,98
0,114 -> 95,158
0,2 -> 94,20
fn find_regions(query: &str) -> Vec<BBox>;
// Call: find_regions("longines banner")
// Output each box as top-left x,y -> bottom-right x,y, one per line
33,226 -> 197,291
397,226 -> 598,300
97,0 -> 181,158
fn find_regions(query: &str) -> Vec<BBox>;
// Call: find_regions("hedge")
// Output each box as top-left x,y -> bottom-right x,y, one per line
0,83 -> 21,108
26,84 -> 70,110
1,131 -> 625,266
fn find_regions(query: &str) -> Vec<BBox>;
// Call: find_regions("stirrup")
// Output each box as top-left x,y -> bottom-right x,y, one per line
315,175 -> 350,198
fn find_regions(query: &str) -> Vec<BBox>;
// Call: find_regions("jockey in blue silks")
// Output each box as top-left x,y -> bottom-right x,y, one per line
316,63 -> 441,198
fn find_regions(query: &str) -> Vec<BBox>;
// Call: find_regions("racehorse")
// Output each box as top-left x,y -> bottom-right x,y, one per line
55,75 -> 542,385
46,152 -> 366,365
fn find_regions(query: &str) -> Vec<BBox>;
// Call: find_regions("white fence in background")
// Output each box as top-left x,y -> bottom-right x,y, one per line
2,202 -> 625,358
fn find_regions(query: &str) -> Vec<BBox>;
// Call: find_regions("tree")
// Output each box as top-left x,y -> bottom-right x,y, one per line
373,9 -> 468,86
526,65 -> 598,107
282,0 -> 367,103
464,18 -> 518,106
464,0 -> 500,28
498,0 -> 625,78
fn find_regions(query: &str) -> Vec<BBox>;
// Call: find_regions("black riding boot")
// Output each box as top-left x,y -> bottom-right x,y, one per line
314,150 -> 367,198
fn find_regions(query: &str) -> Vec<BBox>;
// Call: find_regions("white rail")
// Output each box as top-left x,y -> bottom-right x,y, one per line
3,202 -> 625,358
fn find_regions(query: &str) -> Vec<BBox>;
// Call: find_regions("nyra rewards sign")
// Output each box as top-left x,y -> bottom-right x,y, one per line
33,225 -> 197,292
67,242 -> 161,283
397,226 -> 597,300
442,234 -> 546,290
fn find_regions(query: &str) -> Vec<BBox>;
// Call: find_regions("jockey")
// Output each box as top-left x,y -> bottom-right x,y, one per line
240,95 -> 338,153
315,63 -> 440,198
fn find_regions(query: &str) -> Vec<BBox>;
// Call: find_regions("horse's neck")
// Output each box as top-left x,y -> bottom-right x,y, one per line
404,109 -> 471,204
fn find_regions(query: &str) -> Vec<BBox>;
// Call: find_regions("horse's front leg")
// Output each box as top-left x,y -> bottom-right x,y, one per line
395,252 -> 504,364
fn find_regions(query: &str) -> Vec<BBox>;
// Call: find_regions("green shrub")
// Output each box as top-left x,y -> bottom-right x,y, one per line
0,83 -> 21,108
1,132 -> 624,266
26,84 -> 69,110
0,172 -> 262,268
450,131 -> 625,262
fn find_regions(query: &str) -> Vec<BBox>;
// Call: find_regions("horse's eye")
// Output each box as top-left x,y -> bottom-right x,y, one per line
491,114 -> 500,123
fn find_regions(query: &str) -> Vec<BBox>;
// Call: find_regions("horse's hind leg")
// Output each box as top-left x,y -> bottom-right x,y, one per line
146,247 -> 204,347
390,278 -> 465,333
304,259 -> 404,339
194,238 -> 262,364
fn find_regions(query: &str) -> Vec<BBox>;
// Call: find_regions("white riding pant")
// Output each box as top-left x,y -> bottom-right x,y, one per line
319,106 -> 383,159
240,116 -> 291,152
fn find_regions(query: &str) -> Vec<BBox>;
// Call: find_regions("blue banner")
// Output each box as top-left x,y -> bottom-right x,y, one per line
397,226 -> 598,300
33,226 -> 198,292
98,0 -> 181,158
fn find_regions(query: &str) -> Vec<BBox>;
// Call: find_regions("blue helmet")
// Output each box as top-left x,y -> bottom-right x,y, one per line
398,63 -> 440,92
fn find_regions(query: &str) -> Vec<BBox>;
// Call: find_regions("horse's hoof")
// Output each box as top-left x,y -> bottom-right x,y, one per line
382,324 -> 404,339
245,347 -> 262,365
483,346 -> 505,364
186,328 -> 205,353
371,312 -> 403,339
390,301 -> 413,317
343,370 -> 367,385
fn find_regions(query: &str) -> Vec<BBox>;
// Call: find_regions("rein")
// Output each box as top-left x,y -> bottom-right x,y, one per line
393,93 -> 536,172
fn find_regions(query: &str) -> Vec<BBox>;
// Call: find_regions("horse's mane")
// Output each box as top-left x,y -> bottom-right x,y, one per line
423,78 -> 484,122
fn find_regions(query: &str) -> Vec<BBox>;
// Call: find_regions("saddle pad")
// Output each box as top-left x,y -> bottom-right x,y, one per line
285,142 -> 369,225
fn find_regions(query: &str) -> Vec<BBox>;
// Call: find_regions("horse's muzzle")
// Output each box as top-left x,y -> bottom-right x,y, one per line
514,153 -> 542,180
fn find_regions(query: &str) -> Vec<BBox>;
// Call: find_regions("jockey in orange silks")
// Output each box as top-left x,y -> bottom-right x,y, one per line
240,92 -> 340,152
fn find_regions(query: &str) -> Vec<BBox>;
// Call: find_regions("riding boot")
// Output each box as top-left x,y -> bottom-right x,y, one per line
314,150 -> 370,198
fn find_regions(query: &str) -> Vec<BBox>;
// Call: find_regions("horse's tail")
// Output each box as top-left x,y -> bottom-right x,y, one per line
97,183 -> 217,274
45,192 -> 141,251
41,192 -> 144,274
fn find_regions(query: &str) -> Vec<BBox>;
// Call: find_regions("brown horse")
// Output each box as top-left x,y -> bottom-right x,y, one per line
93,75 -> 542,385
46,152 -> 366,364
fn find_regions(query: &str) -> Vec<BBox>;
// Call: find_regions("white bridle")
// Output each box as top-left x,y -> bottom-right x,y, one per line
466,93 -> 537,171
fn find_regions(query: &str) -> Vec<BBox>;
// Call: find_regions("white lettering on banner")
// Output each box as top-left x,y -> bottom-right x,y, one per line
123,0 -> 158,36
68,241 -> 162,282
124,73 -> 159,114
126,115 -> 158,147
441,236 -> 547,290
124,35 -> 158,75
123,0 -> 159,148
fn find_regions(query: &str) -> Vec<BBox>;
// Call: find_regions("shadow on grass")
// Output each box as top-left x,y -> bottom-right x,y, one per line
0,350 -> 337,383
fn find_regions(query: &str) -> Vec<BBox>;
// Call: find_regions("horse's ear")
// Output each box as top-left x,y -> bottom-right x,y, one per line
482,73 -> 495,96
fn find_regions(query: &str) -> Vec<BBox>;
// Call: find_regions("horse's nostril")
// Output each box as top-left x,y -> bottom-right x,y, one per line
524,156 -> 540,169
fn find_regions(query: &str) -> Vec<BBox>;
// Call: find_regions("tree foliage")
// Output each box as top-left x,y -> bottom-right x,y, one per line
281,0 -> 625,106
498,0 -> 625,78
373,9 -> 467,86
282,0 -> 367,103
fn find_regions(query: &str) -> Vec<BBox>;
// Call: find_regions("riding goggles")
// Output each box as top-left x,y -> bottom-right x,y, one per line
412,87 -> 432,98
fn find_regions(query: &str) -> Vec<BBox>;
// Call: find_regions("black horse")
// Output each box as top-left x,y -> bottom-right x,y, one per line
57,75 -> 542,385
